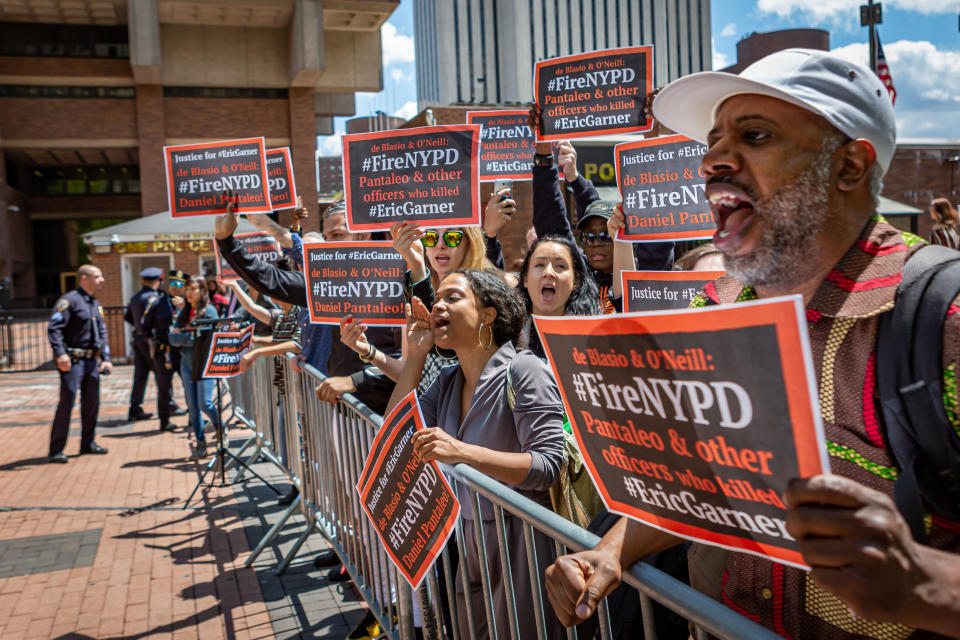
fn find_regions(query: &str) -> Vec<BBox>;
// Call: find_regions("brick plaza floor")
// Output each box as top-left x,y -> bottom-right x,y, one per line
0,365 -> 368,639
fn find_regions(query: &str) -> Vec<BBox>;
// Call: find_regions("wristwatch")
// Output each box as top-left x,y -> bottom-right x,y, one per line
533,153 -> 554,168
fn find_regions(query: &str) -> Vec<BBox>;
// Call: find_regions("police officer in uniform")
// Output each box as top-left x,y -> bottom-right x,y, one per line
125,267 -> 174,430
142,273 -> 177,432
166,269 -> 190,386
48,264 -> 112,463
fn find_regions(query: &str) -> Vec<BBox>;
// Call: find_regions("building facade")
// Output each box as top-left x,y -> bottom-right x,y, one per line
0,0 -> 398,307
413,0 -> 712,110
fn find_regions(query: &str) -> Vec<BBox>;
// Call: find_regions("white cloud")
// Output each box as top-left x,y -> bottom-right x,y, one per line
392,101 -> 419,121
712,37 -> 730,70
831,40 -> 960,138
382,22 -> 415,65
757,0 -> 959,21
720,22 -> 737,37
319,133 -> 344,156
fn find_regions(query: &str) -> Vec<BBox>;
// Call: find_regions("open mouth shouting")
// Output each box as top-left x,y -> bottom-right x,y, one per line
540,283 -> 556,304
707,185 -> 757,254
431,313 -> 451,339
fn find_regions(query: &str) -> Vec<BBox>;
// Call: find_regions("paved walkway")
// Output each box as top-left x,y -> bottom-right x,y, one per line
0,366 -> 368,639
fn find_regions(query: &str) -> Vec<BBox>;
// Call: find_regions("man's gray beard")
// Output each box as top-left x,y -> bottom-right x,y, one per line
722,141 -> 839,288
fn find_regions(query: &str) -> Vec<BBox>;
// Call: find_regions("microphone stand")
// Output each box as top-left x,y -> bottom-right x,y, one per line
183,317 -> 280,509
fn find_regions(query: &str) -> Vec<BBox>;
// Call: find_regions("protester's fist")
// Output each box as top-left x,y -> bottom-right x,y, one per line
529,102 -> 552,155
607,204 -> 626,239
557,141 -> 578,182
170,295 -> 185,309
55,354 -> 72,372
339,315 -> 370,356
315,376 -> 356,404
545,549 -> 623,626
214,189 -> 240,239
405,298 -> 434,356
293,194 -> 308,222
644,88 -> 665,136
238,351 -> 255,373
483,190 -> 515,238
785,475 -> 935,625
99,361 -> 113,375
411,427 -> 467,465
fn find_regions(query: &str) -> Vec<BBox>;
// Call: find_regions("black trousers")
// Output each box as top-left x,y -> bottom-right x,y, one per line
49,358 -> 99,456
129,338 -> 172,423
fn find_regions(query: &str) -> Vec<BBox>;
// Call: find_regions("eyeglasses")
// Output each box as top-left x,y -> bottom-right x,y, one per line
421,230 -> 464,248
579,231 -> 612,246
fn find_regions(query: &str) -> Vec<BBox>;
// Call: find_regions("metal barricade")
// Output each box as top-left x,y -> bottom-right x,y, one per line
230,356 -> 780,640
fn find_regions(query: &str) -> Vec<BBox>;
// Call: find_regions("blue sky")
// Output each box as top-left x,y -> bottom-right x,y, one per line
317,0 -> 959,156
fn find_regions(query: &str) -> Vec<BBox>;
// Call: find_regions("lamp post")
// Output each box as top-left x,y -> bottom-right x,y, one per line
860,1 -> 882,72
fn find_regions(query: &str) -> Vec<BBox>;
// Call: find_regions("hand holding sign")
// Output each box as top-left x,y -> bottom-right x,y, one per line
214,189 -> 240,239
411,427 -> 469,466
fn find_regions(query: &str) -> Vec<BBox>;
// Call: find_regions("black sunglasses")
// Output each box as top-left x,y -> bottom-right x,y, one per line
421,230 -> 464,248
579,231 -> 612,246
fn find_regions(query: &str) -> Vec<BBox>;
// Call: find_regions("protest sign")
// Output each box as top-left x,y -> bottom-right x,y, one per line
342,125 -> 481,231
616,135 -> 714,242
302,241 -> 407,326
266,147 -> 297,210
212,231 -> 282,282
534,297 -> 827,568
466,110 -> 535,181
357,390 -> 459,589
201,324 -> 254,378
535,46 -> 654,141
621,270 -> 726,313
164,137 -> 271,217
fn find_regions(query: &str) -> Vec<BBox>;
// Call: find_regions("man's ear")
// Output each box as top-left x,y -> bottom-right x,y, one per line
836,139 -> 876,194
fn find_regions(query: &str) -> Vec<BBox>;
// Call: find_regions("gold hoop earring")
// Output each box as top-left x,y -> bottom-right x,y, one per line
478,323 -> 494,350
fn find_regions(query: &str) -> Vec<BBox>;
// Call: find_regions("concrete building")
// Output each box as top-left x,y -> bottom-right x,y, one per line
0,0 -> 399,307
413,0 -> 712,110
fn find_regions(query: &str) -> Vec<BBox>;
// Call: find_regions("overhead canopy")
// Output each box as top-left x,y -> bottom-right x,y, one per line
82,211 -> 263,244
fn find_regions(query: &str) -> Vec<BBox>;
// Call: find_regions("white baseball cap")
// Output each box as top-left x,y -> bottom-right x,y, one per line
652,48 -> 896,174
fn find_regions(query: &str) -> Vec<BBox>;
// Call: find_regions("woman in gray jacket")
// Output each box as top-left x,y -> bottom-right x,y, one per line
386,269 -> 565,640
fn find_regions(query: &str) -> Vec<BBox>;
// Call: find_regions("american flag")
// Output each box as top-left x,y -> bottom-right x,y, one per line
876,34 -> 897,105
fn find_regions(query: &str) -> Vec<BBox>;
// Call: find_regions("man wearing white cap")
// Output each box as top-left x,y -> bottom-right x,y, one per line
545,49 -> 960,638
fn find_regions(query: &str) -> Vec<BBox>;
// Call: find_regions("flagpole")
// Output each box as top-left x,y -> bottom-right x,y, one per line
868,0 -> 878,72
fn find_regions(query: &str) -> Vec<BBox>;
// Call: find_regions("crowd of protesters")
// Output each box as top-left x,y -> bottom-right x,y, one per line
135,47 -> 960,640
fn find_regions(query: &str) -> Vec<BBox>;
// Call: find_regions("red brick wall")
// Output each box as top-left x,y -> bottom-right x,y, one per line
288,87 -> 318,220
164,97 -> 290,139
882,149 -> 960,241
0,56 -> 131,79
137,85 -> 167,216
0,97 -> 137,140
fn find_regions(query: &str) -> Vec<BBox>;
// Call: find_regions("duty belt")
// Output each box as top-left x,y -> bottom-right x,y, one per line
66,348 -> 99,359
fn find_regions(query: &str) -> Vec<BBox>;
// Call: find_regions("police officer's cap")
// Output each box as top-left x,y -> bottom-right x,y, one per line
140,267 -> 163,279
168,269 -> 190,285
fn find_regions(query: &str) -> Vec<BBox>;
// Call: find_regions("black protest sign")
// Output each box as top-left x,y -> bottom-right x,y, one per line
534,297 -> 827,568
212,231 -> 282,282
342,125 -> 481,231
164,137 -> 271,217
302,241 -> 407,326
266,147 -> 297,210
616,135 -> 714,242
467,110 -> 535,181
357,390 -> 460,589
201,324 -> 254,378
621,271 -> 726,313
535,46 -> 653,141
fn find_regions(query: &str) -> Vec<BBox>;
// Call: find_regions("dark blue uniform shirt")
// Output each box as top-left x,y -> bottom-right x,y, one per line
48,289 -> 111,362
124,286 -> 158,337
